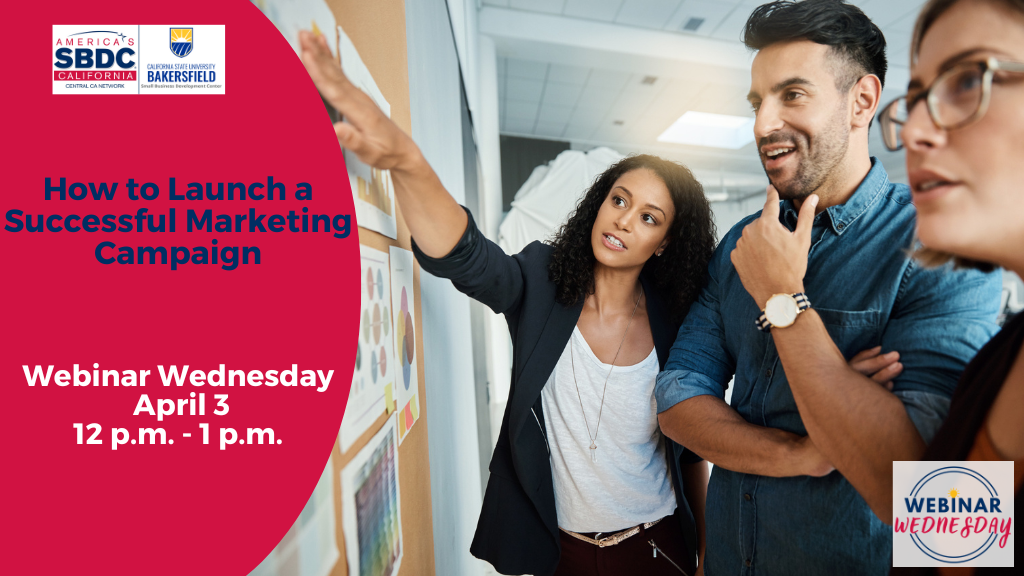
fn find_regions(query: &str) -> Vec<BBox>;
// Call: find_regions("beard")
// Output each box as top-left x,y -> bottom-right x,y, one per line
760,107 -> 850,201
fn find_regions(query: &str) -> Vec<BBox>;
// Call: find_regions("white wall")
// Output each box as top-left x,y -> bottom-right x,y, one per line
405,1 -> 490,575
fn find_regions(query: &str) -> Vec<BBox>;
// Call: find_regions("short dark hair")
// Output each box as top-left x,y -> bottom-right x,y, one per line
743,0 -> 887,91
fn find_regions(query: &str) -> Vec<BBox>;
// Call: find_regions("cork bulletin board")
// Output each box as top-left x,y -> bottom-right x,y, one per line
324,1 -> 436,576
248,0 -> 435,573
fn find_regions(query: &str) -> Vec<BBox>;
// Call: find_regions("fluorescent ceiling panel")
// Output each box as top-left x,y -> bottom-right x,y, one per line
657,111 -> 755,149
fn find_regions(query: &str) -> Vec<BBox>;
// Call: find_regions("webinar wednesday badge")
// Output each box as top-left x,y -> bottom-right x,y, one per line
893,461 -> 1015,567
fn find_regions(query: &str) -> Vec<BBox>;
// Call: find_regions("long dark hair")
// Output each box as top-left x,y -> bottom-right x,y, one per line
547,154 -> 717,321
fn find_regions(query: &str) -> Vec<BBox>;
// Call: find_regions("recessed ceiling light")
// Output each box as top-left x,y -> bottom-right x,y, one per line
656,111 -> 755,149
682,17 -> 705,32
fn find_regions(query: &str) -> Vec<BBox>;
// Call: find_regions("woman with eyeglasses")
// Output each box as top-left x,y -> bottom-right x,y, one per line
880,0 -> 1024,573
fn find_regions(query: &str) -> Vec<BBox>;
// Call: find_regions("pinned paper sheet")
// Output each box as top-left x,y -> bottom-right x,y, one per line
340,245 -> 395,454
389,247 -> 420,443
341,415 -> 403,576
338,25 -> 398,239
255,0 -> 339,58
384,383 -> 396,415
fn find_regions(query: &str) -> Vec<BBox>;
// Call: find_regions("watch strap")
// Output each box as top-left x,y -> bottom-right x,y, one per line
756,292 -> 811,333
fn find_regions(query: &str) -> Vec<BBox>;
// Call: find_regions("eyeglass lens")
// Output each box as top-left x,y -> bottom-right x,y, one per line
932,65 -> 985,127
881,63 -> 987,151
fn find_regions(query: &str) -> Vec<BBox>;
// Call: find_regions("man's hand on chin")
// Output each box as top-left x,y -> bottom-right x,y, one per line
730,185 -> 818,308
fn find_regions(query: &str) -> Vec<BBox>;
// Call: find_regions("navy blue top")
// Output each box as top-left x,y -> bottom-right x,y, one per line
656,159 -> 1003,575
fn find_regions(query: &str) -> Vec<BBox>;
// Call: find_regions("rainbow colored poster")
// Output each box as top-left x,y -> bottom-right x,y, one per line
341,415 -> 403,576
340,245 -> 395,454
388,247 -> 419,444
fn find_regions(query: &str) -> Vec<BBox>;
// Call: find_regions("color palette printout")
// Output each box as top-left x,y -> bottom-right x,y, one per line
340,245 -> 395,453
388,247 -> 419,443
341,415 -> 403,576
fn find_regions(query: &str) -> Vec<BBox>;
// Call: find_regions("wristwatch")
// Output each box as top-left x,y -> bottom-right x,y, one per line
756,292 -> 811,332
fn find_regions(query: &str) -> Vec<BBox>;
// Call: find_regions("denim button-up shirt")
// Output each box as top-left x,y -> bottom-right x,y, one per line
655,160 -> 1002,576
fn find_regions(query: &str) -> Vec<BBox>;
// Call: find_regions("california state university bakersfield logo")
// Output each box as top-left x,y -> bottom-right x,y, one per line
170,28 -> 192,57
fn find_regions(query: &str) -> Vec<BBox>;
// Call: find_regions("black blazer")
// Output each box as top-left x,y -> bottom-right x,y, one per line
413,209 -> 701,576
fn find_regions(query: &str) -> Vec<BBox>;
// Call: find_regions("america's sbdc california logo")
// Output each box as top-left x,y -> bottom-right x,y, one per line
170,28 -> 193,58
52,26 -> 138,95
893,461 -> 1014,567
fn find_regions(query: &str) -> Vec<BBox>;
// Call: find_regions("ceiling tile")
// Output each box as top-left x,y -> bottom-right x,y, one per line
542,82 -> 584,107
575,87 -> 620,109
505,99 -> 540,121
506,58 -> 549,80
585,69 -> 632,91
563,124 -> 599,141
667,0 -> 735,36
563,0 -> 625,22
534,122 -> 569,138
505,78 -> 545,101
616,0 -> 684,30
855,0 -> 925,29
538,105 -> 575,123
547,63 -> 591,86
504,116 -> 536,134
590,121 -> 632,142
710,3 -> 753,41
510,0 -> 567,15
690,83 -> 747,111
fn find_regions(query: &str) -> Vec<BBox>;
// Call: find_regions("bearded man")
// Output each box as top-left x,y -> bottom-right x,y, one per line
655,1 -> 1003,574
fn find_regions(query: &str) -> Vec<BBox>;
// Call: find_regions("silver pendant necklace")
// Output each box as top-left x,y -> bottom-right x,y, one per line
570,285 -> 643,462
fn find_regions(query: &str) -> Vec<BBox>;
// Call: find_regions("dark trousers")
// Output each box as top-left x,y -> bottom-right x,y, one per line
554,512 -> 691,576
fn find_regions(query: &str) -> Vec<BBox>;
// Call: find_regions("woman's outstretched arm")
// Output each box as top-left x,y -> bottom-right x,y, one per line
299,30 -> 467,258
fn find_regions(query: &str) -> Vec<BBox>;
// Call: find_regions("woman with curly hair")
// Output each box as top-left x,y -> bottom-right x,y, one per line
300,28 -> 903,576
302,29 -> 714,576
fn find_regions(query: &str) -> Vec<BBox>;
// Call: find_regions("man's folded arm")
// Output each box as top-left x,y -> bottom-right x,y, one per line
655,261 -> 828,479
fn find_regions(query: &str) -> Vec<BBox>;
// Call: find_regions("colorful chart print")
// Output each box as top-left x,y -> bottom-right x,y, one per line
396,287 -> 414,389
249,459 -> 339,576
388,247 -> 420,443
341,416 -> 403,576
356,167 -> 394,217
341,245 -> 395,454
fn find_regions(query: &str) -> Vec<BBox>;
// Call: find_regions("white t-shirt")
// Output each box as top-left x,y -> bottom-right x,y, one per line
540,326 -> 676,532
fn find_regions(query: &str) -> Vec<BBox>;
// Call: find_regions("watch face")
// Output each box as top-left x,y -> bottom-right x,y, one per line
765,294 -> 799,328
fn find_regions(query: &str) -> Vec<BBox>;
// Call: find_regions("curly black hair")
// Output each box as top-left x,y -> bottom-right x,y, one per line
743,0 -> 887,91
548,154 -> 717,322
